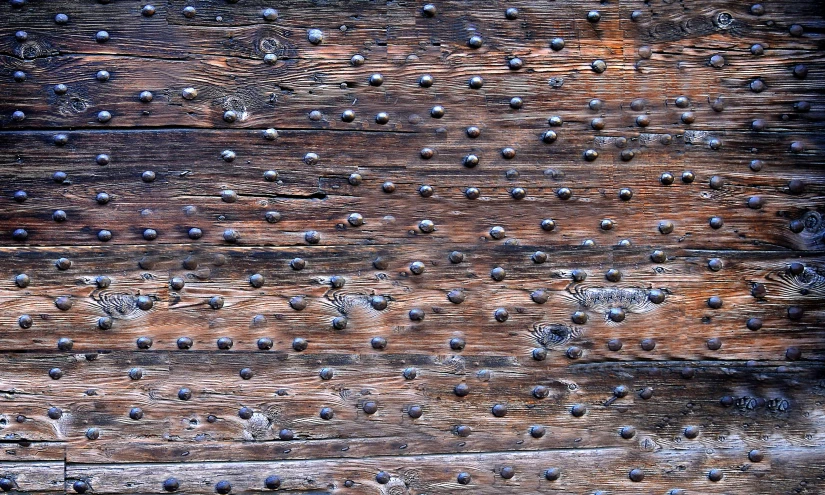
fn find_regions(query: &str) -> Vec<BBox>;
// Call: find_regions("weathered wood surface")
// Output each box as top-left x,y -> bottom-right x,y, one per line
0,0 -> 824,493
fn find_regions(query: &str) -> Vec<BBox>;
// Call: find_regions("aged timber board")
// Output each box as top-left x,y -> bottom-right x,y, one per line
0,0 -> 824,494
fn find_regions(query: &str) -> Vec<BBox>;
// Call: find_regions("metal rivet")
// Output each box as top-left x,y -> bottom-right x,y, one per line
629,469 -> 645,482
215,481 -> 232,494
749,449 -> 764,462
707,296 -> 723,309
468,35 -> 483,48
640,387 -> 654,400
607,339 -> 623,351
789,24 -> 803,36
261,7 -> 278,21
606,307 -> 625,323
306,28 -> 324,44
97,110 -> 112,123
491,266 -> 506,281
530,289 -> 549,304
329,275 -> 346,289
510,96 -> 523,109
544,468 -> 561,481
494,307 -> 510,322
136,336 -> 153,349
73,481 -> 89,493
786,346 -> 802,361
382,181 -> 396,193
301,230 -> 319,245
457,472 -> 471,485
18,314 -> 32,329
641,338 -> 656,351
605,268 -> 622,282
97,316 -> 113,330
409,308 -> 425,321
449,337 -> 465,351
750,78 -> 766,93
418,219 -> 435,233
500,466 -> 515,479
747,317 -> 763,331
468,76 -> 484,89
571,311 -> 587,324
638,45 -> 652,58
363,401 -> 378,415
95,30 -> 109,43
176,337 -> 193,350
648,289 -> 666,304
794,101 -> 811,112
56,257 -> 72,270
292,337 -> 308,352
541,130 -> 558,143
557,187 -> 572,200
508,57 -> 523,70
658,221 -> 674,234
620,426 -> 636,439
708,469 -> 724,482
371,336 -> 388,350
571,404 -> 587,417
430,105 -> 444,118
97,229 -> 112,242
447,289 -> 465,304
591,59 -> 607,73
708,258 -> 723,271
565,346 -> 582,359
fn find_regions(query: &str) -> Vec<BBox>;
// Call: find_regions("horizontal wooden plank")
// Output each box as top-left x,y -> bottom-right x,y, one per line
0,246 -> 821,358
1,129 -> 823,250
65,446 -> 825,493
0,352 -> 819,462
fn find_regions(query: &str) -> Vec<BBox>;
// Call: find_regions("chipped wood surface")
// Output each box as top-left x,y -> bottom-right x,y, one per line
0,0 -> 824,494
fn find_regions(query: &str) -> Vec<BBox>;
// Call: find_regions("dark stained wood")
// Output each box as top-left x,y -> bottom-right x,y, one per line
0,0 -> 823,493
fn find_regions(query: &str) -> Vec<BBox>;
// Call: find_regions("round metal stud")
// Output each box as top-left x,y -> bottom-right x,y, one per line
648,289 -> 666,304
307,29 -> 324,44
640,338 -> 656,351
468,76 -> 484,89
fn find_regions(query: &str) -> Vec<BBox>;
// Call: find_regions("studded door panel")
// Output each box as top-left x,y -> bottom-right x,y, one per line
0,0 -> 823,494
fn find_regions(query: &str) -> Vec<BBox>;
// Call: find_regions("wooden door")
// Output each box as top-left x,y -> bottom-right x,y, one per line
0,0 -> 823,493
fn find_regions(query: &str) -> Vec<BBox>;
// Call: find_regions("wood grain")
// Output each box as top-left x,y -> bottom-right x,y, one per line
0,0 -> 823,493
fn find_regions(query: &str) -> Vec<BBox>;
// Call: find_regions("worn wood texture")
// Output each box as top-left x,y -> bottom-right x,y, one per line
0,0 -> 824,493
